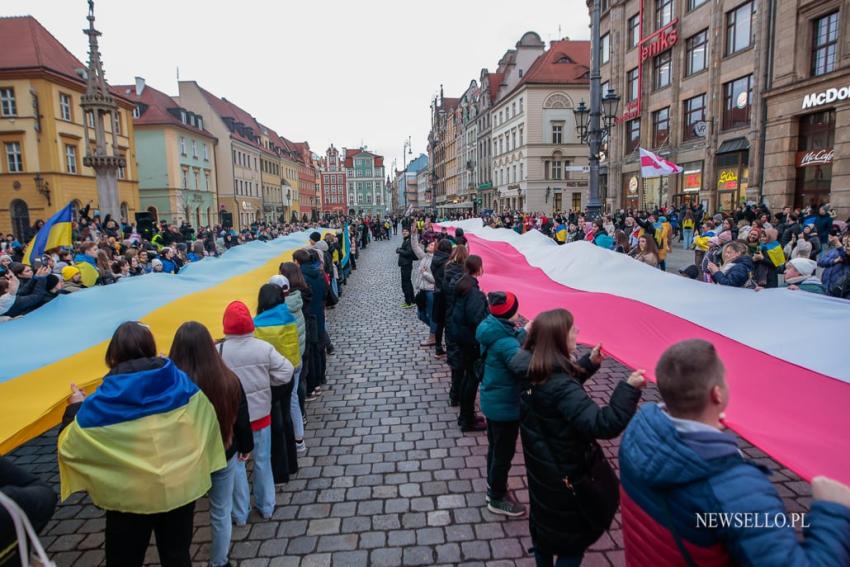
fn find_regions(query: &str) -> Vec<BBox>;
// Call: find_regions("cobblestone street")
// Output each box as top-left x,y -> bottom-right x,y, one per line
7,234 -> 813,567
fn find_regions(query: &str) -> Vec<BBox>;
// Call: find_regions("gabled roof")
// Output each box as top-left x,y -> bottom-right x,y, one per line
0,16 -> 130,101
487,72 -> 504,102
441,97 -> 460,111
196,85 -> 264,150
115,82 -> 213,138
344,148 -> 384,168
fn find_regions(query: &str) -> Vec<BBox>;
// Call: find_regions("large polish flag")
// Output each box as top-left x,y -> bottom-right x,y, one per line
440,219 -> 850,485
640,147 -> 683,177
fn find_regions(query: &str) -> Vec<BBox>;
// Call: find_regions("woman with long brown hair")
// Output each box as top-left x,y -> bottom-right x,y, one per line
511,309 -> 645,567
170,321 -> 252,567
633,234 -> 660,268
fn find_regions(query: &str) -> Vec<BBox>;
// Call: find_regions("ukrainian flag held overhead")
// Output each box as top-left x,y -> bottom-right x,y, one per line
22,201 -> 74,266
57,358 -> 225,514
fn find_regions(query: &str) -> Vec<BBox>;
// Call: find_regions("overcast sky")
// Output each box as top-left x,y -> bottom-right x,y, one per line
8,0 -> 589,173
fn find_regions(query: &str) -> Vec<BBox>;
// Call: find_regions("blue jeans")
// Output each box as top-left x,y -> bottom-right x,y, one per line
682,229 -> 694,250
290,365 -> 304,440
232,425 -> 274,523
417,290 -> 437,333
534,549 -> 583,567
209,455 -> 238,567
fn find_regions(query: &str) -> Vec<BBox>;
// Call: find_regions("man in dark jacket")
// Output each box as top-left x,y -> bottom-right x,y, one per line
447,269 -> 488,431
396,228 -> 416,308
620,339 -> 850,566
430,240 -> 452,357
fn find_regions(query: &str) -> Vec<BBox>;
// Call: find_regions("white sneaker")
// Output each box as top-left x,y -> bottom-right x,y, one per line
295,440 -> 307,454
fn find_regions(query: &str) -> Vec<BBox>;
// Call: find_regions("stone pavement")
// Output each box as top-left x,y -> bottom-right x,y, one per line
7,233 -> 812,567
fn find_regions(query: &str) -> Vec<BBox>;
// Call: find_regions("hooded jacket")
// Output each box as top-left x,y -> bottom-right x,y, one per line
511,349 -> 641,555
446,276 -> 488,368
300,261 -> 327,337
475,315 -> 526,422
619,403 -> 850,566
818,247 -> 850,294
711,255 -> 754,287
431,249 -> 450,292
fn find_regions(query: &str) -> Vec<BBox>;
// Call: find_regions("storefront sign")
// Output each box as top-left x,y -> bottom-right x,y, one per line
628,176 -> 639,194
717,169 -> 739,190
796,148 -> 834,167
693,121 -> 708,138
683,169 -> 702,192
802,86 -> 850,110
639,21 -> 679,64
616,100 -> 641,124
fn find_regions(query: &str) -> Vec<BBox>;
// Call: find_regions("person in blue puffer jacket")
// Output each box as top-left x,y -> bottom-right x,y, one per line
707,240 -> 754,287
619,339 -> 850,567
818,227 -> 848,296
475,291 -> 528,518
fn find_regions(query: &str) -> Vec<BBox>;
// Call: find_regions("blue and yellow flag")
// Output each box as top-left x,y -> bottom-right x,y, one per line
22,201 -> 74,266
341,223 -> 351,268
555,223 -> 567,243
762,240 -> 786,268
57,358 -> 225,514
254,303 -> 301,368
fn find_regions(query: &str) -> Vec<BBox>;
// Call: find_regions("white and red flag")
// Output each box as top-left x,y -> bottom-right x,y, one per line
639,147 -> 683,177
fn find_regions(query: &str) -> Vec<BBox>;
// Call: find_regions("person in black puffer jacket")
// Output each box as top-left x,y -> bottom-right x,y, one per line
442,244 -> 469,405
510,308 -> 645,566
430,239 -> 453,357
446,255 -> 489,431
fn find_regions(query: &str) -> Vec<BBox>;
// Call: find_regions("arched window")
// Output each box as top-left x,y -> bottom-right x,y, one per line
70,199 -> 82,222
120,202 -> 129,222
10,199 -> 30,243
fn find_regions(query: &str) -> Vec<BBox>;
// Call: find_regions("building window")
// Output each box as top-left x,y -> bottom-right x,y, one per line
552,123 -> 563,145
182,169 -> 188,189
686,30 -> 708,75
118,165 -> 125,179
683,94 -> 707,141
689,0 -> 708,10
87,111 -> 95,128
625,119 -> 641,153
654,50 -> 672,89
723,75 -> 752,130
628,15 -> 640,49
180,137 -> 186,155
795,110 -> 835,209
65,144 -> 77,174
601,33 -> 610,64
192,140 -> 198,158
59,93 -> 72,121
519,126 -> 524,145
0,88 -> 16,116
652,107 -> 670,147
726,1 -> 755,56
194,170 -> 200,190
812,12 -> 839,77
519,97 -> 524,113
114,112 -> 122,134
627,68 -> 639,101
133,105 -> 141,119
197,116 -> 203,130
5,142 -> 23,172
656,0 -> 673,29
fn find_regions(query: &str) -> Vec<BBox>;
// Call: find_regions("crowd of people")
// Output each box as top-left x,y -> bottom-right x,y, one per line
401,214 -> 850,566
0,208 -> 408,322
455,203 -> 850,298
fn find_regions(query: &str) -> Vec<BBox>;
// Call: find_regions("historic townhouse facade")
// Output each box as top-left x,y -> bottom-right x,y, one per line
321,144 -> 347,214
177,81 -> 263,229
120,78 -> 217,226
459,81 -> 480,207
477,70 -> 499,210
0,16 -> 139,239
257,124 -> 288,224
344,148 -> 387,215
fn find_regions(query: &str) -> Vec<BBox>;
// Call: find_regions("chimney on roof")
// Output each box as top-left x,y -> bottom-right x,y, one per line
134,76 -> 145,96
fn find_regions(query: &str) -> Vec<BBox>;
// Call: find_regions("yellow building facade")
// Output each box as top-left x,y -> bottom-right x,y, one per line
0,17 -> 139,240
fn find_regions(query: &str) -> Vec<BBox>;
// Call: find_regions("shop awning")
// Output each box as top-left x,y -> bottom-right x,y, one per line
716,137 -> 750,155
440,202 -> 474,209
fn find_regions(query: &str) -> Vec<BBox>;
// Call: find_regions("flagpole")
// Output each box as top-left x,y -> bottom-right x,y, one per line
587,0 -> 603,220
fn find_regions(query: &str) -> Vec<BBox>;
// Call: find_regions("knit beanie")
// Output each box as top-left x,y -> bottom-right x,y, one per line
223,300 -> 255,335
61,265 -> 80,281
487,291 -> 519,319
787,257 -> 817,277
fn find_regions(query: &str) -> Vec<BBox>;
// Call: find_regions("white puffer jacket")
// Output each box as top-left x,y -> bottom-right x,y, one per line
219,333 -> 293,422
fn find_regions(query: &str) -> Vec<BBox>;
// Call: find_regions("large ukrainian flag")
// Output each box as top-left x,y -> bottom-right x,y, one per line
22,202 -> 73,266
254,304 -> 301,367
57,358 -> 225,514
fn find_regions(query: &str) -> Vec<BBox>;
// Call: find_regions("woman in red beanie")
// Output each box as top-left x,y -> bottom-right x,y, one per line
218,301 -> 293,524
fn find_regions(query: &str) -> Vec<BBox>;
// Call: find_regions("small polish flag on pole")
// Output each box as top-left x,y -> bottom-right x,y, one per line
639,147 -> 683,178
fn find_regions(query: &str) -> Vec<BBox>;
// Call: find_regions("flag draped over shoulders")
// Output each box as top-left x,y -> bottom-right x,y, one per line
254,303 -> 301,367
57,357 -> 225,514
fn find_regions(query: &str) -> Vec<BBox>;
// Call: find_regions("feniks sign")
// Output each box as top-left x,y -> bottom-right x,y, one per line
802,86 -> 850,110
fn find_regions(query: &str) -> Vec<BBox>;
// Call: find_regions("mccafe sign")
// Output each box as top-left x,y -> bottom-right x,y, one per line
796,149 -> 834,168
640,21 -> 679,64
802,86 -> 850,109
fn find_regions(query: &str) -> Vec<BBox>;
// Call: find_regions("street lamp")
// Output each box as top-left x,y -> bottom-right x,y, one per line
576,0 -> 621,219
